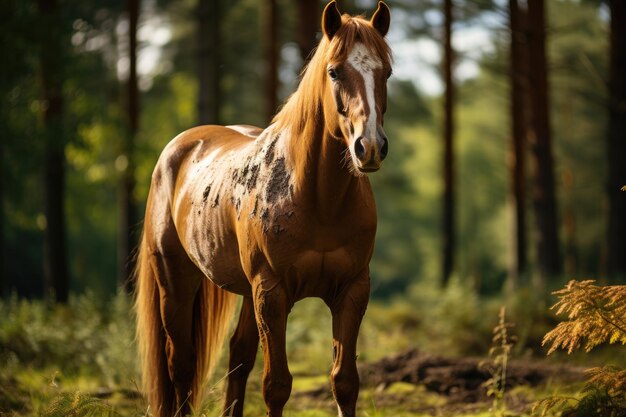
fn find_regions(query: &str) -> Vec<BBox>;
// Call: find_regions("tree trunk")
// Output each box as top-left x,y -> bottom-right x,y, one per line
266,0 -> 279,123
296,0 -> 319,66
507,0 -> 529,288
442,0 -> 455,287
38,0 -> 68,303
607,0 -> 626,282
0,134 -> 4,296
197,0 -> 221,125
526,0 -> 561,285
119,0 -> 139,293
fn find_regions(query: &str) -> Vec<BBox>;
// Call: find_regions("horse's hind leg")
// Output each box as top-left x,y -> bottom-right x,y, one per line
223,296 -> 259,417
153,250 -> 203,415
328,274 -> 370,417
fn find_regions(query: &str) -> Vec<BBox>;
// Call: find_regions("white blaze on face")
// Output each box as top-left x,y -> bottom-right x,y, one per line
347,43 -> 382,141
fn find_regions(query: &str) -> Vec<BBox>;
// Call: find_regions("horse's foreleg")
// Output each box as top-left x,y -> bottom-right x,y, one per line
224,296 -> 259,417
329,275 -> 370,417
253,282 -> 292,417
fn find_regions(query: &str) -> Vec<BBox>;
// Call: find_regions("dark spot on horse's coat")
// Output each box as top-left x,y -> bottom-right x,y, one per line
250,198 -> 259,219
211,193 -> 219,208
232,197 -> 242,217
264,135 -> 279,165
260,208 -> 270,233
197,210 -> 201,215
202,185 -> 211,203
265,157 -> 290,204
233,158 -> 260,192
246,164 -> 260,191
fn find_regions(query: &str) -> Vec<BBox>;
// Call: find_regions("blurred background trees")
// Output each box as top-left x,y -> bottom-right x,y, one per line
0,0 -> 623,301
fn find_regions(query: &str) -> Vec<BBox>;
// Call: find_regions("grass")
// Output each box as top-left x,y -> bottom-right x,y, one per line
0,282 -> 620,416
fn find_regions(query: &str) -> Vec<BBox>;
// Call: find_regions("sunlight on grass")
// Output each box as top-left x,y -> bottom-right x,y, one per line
0,290 -> 616,416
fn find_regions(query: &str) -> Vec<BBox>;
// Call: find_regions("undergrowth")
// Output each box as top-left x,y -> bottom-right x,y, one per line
481,306 -> 517,417
0,281 -> 621,416
533,280 -> 626,417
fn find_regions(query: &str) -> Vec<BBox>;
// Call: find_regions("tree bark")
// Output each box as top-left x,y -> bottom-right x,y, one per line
296,0 -> 319,66
607,0 -> 626,282
507,0 -> 529,288
119,0 -> 139,293
442,0 -> 455,287
526,0 -> 561,284
0,131 -> 4,296
38,0 -> 68,303
197,0 -> 221,125
266,0 -> 279,123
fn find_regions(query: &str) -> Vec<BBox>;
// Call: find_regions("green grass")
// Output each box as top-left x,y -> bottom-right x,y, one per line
0,285 -> 619,416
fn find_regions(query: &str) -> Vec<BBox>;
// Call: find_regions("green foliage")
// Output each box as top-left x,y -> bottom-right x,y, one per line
41,391 -> 122,417
0,291 -> 138,385
0,0 -> 617,297
406,279 -> 492,355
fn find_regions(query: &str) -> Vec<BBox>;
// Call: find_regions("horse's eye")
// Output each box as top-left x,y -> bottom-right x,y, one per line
386,69 -> 393,79
328,68 -> 338,80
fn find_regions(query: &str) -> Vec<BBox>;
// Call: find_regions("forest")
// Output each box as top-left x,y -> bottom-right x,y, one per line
1,0 -> 625,416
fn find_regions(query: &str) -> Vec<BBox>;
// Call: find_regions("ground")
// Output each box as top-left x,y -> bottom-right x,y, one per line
0,293 -> 615,417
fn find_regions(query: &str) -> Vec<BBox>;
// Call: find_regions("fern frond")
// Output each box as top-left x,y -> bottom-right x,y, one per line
584,366 -> 626,398
542,280 -> 626,354
531,396 -> 578,417
42,391 -> 121,417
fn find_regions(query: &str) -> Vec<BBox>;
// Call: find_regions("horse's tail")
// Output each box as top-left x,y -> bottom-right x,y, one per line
191,269 -> 237,408
135,235 -> 175,417
135,233 -> 237,416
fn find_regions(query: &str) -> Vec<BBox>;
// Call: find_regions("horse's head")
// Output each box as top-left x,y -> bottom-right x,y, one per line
321,1 -> 392,174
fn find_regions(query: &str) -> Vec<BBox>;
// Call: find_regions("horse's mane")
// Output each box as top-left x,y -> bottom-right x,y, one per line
272,14 -> 392,182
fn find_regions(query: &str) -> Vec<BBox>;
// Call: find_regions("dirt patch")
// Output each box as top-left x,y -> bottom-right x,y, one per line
264,135 -> 279,165
291,349 -> 586,415
202,185 -> 211,203
359,349 -> 585,402
265,157 -> 290,204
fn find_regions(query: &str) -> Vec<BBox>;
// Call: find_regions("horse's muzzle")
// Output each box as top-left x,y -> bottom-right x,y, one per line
353,135 -> 388,172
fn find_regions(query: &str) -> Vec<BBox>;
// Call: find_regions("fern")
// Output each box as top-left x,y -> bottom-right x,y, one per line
481,307 -> 517,417
534,280 -> 626,417
542,280 -> 626,354
42,391 -> 122,417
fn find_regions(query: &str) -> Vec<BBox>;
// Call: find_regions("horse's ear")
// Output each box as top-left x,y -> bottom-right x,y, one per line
322,1 -> 342,40
370,1 -> 390,37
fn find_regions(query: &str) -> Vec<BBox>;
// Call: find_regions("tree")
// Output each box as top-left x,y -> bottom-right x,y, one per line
296,0 -> 319,65
0,122 -> 4,296
118,0 -> 140,292
38,0 -> 69,303
265,0 -> 279,123
197,0 -> 221,125
526,0 -> 561,284
606,0 -> 626,282
442,0 -> 456,287
507,0 -> 529,287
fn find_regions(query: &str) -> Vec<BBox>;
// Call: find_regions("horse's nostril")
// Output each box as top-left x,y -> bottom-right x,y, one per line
380,137 -> 389,160
354,137 -> 366,159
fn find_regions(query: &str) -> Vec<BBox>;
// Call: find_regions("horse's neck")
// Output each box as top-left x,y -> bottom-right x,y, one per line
290,122 -> 359,222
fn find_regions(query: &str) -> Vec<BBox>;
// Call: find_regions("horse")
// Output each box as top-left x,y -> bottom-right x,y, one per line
135,2 -> 392,416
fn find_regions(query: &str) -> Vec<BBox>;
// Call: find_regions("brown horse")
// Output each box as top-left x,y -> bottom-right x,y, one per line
135,2 -> 392,416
